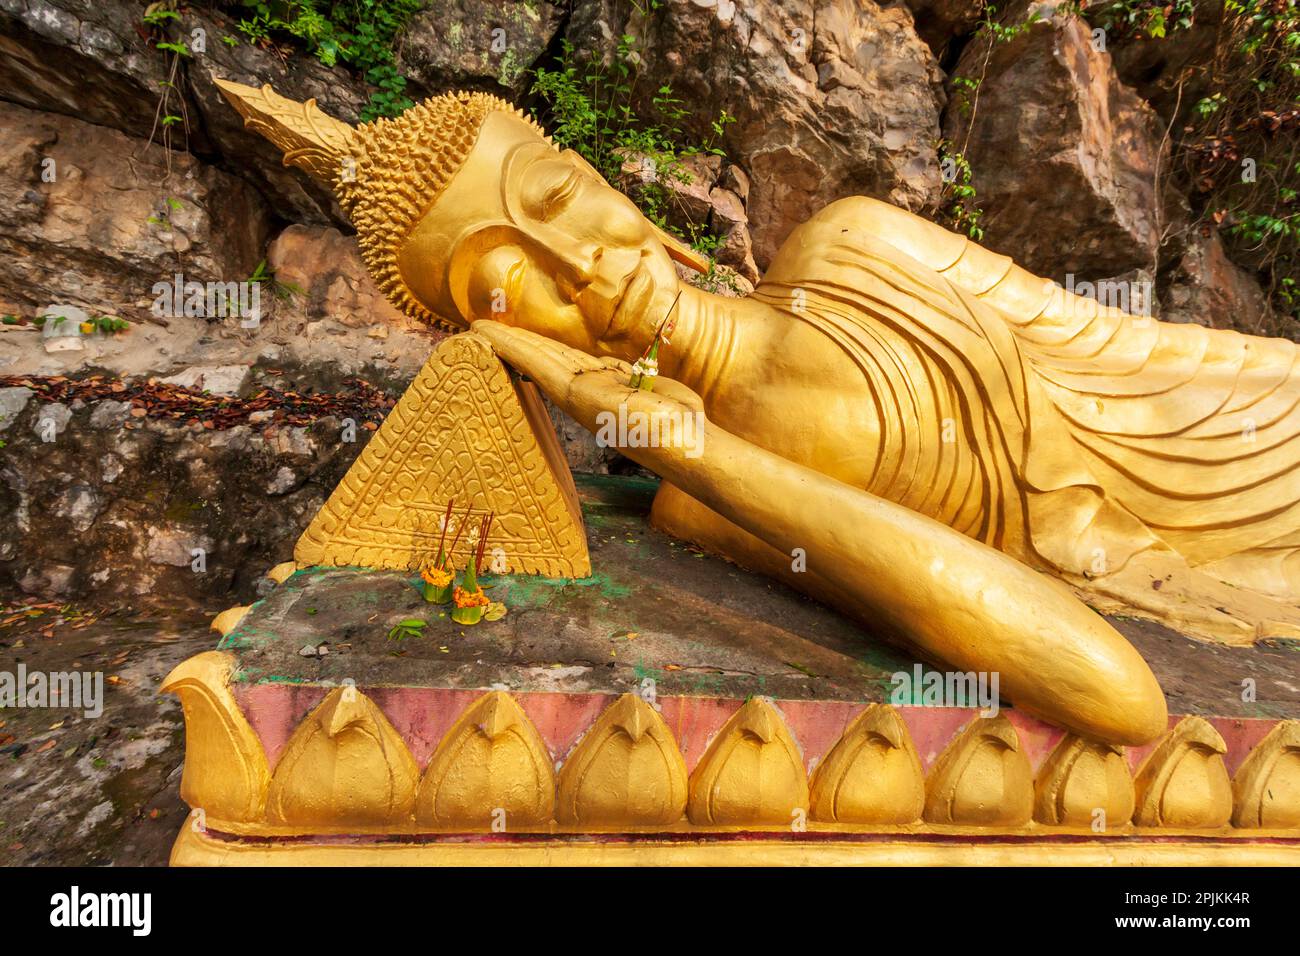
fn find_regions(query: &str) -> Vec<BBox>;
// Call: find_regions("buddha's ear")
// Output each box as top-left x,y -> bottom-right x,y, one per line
559,147 -> 711,274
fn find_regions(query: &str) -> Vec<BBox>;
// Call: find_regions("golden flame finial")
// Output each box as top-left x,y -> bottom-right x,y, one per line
214,79 -> 357,193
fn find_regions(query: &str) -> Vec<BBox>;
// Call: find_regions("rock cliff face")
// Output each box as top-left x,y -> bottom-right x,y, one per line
571,0 -> 947,268
943,10 -> 1168,279
0,0 -> 1284,605
0,99 -> 268,327
0,386 -> 366,603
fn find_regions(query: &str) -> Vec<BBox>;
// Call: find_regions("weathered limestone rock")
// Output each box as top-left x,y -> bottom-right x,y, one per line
159,365 -> 251,397
571,0 -> 945,268
54,482 -> 102,532
1091,0 -> 1225,120
178,6 -> 368,226
0,391 -> 367,603
266,226 -> 413,330
31,401 -> 70,438
38,304 -> 88,353
0,107 -> 437,386
944,8 -> 1166,279
0,0 -> 178,141
618,151 -> 760,284
0,386 -> 32,431
1162,231 -> 1278,336
0,99 -> 269,326
902,0 -> 987,58
399,0 -> 567,94
0,0 -> 371,226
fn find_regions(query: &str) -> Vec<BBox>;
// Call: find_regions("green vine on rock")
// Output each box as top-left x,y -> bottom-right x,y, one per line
936,3 -> 1045,240
937,143 -> 984,241
530,35 -> 737,279
1095,0 -> 1196,40
1154,0 -> 1300,324
223,1 -> 424,120
141,2 -> 192,172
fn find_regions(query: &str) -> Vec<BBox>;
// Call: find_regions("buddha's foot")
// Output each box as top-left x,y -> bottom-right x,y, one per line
1075,552 -> 1300,647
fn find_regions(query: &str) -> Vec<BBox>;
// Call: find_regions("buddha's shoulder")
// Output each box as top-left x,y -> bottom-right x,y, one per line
769,196 -> 967,270
799,196 -> 938,235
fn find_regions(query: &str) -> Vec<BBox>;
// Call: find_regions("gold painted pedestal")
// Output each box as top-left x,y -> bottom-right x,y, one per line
165,560 -> 1300,866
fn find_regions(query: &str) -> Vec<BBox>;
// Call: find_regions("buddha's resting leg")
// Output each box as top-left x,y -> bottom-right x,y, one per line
650,481 -> 866,621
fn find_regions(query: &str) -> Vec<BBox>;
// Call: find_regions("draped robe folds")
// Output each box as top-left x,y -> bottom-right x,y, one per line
751,200 -> 1300,631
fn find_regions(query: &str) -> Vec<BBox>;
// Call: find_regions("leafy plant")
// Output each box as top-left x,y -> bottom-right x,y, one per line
15,313 -> 129,334
141,3 -> 191,167
386,618 -> 427,641
88,316 -> 131,334
531,35 -> 736,269
147,197 -> 184,230
1097,0 -> 1196,40
950,76 -> 981,117
976,3 -> 1045,44
1151,0 -> 1300,323
937,5 -> 1046,239
246,257 -> 304,303
142,5 -> 180,28
223,1 -> 425,120
937,142 -> 984,241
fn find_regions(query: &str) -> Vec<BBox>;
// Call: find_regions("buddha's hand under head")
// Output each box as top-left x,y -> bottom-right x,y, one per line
471,321 -> 705,455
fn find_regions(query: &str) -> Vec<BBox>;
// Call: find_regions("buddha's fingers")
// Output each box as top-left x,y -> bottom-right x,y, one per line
474,322 -> 704,423
476,322 -> 1168,745
475,322 -> 611,381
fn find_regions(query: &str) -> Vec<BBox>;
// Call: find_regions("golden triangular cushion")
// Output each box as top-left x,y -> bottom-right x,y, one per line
295,332 -> 590,577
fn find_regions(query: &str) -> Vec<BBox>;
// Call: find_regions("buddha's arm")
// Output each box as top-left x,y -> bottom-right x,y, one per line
472,322 -> 1169,746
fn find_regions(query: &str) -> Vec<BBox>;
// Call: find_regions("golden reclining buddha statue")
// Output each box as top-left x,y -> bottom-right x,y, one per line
219,81 -> 1300,747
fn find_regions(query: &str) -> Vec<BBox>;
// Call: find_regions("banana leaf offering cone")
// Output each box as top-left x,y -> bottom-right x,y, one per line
451,511 -> 494,625
421,500 -> 460,604
629,338 -> 661,392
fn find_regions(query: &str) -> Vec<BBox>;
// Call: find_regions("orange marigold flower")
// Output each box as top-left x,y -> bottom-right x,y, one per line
452,586 -> 490,609
422,566 -> 453,587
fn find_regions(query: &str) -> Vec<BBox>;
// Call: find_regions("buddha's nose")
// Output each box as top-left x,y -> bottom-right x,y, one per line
556,243 -> 609,298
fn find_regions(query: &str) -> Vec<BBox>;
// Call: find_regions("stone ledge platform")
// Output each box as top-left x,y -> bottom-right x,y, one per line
164,476 -> 1300,865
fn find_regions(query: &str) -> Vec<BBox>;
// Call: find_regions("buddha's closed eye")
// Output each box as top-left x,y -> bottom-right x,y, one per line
520,159 -> 582,222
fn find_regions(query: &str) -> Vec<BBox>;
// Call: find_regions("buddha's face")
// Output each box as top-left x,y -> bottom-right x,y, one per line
398,112 -> 681,358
